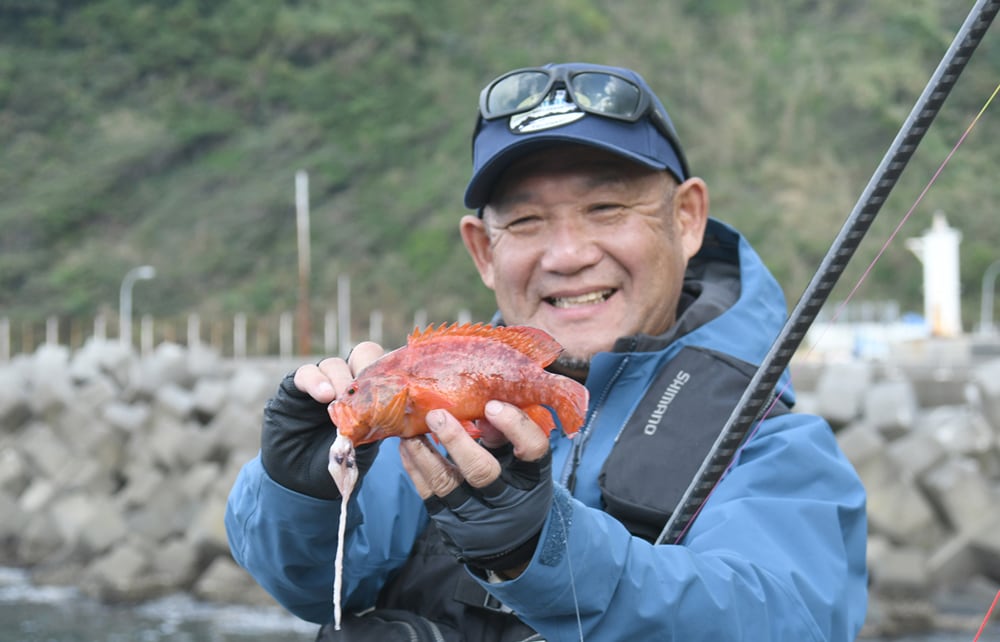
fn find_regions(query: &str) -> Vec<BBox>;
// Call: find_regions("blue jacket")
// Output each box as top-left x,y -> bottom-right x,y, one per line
226,218 -> 868,641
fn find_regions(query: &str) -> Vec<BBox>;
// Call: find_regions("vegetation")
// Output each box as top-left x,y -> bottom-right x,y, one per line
2,0 -> 998,349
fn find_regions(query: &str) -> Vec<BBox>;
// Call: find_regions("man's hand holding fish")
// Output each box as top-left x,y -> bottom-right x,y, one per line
400,401 -> 554,580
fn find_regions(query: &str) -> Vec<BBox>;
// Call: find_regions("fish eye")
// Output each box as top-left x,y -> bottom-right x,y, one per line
346,385 -> 357,396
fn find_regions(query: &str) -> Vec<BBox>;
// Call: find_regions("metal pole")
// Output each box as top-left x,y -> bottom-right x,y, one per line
338,274 -> 351,358
656,0 -> 1000,546
295,170 -> 312,356
980,260 -> 1000,335
119,265 -> 156,348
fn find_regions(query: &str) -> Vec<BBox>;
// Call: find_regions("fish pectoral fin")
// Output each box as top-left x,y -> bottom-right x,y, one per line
522,404 -> 556,436
383,387 -> 411,427
461,420 -> 481,440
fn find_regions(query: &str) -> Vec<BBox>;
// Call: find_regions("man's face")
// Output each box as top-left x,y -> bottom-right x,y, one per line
461,145 -> 708,377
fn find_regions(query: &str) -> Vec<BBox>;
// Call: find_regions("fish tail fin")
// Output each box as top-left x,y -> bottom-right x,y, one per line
550,379 -> 590,437
523,404 -> 556,436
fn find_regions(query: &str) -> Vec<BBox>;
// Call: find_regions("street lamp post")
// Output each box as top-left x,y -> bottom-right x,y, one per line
980,260 -> 1000,336
120,265 -> 156,348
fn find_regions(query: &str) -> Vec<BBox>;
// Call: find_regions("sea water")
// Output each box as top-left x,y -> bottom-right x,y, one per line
0,566 -> 993,641
0,567 -> 315,641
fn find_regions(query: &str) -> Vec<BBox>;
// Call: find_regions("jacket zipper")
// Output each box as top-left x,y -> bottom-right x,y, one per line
560,354 -> 630,493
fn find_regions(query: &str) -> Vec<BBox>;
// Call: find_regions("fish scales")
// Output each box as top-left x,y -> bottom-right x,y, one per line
329,322 -> 589,446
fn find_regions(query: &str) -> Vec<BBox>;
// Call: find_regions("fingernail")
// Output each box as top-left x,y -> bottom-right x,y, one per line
485,400 -> 503,417
318,382 -> 334,397
426,409 -> 445,432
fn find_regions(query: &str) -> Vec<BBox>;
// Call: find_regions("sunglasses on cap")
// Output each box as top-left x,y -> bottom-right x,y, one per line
477,65 -> 690,179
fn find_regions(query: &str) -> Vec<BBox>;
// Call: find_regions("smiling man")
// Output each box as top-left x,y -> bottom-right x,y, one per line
461,144 -> 706,379
226,62 -> 868,641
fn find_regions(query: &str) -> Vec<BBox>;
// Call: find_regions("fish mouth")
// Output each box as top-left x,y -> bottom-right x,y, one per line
545,289 -> 615,308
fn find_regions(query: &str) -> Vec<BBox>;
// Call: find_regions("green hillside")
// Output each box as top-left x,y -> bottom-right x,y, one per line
2,0 -> 998,351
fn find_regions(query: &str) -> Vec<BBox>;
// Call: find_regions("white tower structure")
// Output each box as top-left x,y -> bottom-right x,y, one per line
905,211 -> 963,337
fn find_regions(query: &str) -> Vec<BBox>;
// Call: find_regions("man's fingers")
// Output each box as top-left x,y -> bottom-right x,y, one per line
347,342 -> 384,374
292,363 -> 341,403
293,342 -> 385,403
426,410 -> 501,488
399,435 -> 462,499
483,401 -> 549,462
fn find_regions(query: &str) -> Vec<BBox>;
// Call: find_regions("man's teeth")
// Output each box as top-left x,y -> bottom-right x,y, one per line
548,289 -> 613,308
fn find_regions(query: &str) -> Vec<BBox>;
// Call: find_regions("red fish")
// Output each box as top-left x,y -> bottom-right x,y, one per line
329,322 -> 588,449
324,322 -> 588,629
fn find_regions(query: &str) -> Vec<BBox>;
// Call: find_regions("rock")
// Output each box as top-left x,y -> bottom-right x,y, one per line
206,403 -> 262,461
154,382 -> 195,420
908,371 -> 972,408
926,531 -> 979,587
102,400 -> 151,433
0,364 -> 30,432
918,405 -> 995,457
192,556 -> 275,606
16,512 -> 65,565
228,366 -> 274,407
26,344 -> 74,417
49,492 -> 128,557
193,377 -> 228,419
145,416 -> 213,471
186,490 -> 230,559
858,449 -> 941,547
870,545 -> 931,598
0,491 -> 25,561
921,457 -> 998,533
972,357 -> 1000,429
886,429 -> 947,479
863,379 -> 918,439
815,360 -> 874,427
80,540 -> 159,602
135,342 -> 192,394
0,447 -> 30,497
17,421 -> 75,481
149,536 -> 202,589
969,514 -> 1000,583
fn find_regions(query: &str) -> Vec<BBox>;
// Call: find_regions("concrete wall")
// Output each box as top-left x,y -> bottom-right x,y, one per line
2,337 -> 998,636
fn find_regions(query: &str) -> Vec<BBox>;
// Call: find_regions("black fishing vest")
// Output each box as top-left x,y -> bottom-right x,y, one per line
317,345 -> 789,642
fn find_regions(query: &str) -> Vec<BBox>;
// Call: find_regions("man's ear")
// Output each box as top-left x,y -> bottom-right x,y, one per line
460,214 -> 496,290
674,177 -> 710,261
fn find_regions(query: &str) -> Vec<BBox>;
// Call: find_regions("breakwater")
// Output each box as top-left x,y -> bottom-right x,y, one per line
1,337 -> 998,638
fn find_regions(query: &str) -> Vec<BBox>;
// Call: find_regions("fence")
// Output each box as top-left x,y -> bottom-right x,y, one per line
0,308 -> 474,361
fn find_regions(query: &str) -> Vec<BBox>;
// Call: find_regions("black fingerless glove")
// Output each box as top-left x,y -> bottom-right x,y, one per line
260,372 -> 379,500
424,445 -> 553,573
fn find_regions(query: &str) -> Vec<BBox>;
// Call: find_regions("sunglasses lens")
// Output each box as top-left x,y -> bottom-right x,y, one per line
569,73 -> 642,119
485,71 -> 551,116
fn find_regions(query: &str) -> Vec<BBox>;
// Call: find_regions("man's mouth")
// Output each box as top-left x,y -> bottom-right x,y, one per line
545,289 -> 615,308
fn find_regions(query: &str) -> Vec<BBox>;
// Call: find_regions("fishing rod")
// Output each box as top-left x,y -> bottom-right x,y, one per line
656,0 -> 1000,546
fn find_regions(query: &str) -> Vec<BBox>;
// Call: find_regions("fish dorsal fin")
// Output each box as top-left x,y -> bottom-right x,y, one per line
407,322 -> 563,367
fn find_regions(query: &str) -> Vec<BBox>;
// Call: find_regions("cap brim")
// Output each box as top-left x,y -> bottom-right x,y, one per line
464,114 -> 682,209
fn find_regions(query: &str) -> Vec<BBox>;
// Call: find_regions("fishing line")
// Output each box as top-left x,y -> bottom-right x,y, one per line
667,78 -> 1000,546
971,588 -> 1000,642
817,78 -> 1000,332
553,494 -> 585,641
657,0 -> 1000,547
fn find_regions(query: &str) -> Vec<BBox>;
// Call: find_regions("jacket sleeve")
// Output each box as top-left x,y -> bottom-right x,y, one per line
482,413 -> 868,641
225,438 -> 429,624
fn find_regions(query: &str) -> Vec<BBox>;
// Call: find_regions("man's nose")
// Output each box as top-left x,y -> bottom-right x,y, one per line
538,218 -> 602,273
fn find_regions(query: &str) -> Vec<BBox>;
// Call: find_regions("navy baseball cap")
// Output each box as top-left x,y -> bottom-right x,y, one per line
464,62 -> 689,209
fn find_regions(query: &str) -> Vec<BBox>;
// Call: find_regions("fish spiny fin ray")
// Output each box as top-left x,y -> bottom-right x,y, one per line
406,322 -> 563,366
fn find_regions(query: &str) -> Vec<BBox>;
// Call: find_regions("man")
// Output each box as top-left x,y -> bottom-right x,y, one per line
226,62 -> 868,641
